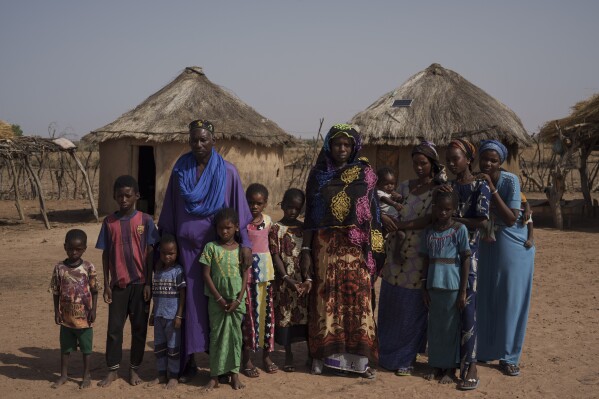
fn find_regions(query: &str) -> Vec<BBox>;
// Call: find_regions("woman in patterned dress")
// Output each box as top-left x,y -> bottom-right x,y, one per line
301,124 -> 384,378
378,140 -> 446,376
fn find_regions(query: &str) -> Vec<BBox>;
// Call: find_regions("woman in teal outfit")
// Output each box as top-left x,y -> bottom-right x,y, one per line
475,140 -> 535,377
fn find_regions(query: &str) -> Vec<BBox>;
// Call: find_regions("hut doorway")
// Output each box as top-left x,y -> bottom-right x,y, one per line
375,145 -> 400,176
137,146 -> 156,215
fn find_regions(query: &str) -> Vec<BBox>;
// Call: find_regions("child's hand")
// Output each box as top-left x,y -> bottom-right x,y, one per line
148,314 -> 155,326
524,240 -> 534,249
143,284 -> 151,302
393,203 -> 404,212
54,311 -> 62,325
285,277 -> 300,292
226,299 -> 241,313
390,192 -> 403,202
174,317 -> 182,329
457,290 -> 467,310
103,286 -> 112,304
421,287 -> 431,309
216,297 -> 228,312
88,309 -> 96,324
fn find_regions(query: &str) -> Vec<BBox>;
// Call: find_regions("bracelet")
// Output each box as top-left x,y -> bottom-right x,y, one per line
234,298 -> 242,304
175,315 -> 183,319
301,247 -> 311,251
420,278 -> 427,281
282,274 -> 289,280
490,189 -> 498,195
304,278 -> 313,282
215,296 -> 223,302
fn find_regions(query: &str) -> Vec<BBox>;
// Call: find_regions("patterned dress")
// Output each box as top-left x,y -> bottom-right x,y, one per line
200,242 -> 246,376
378,180 -> 434,371
452,178 -> 490,377
243,214 -> 276,352
269,222 -> 308,345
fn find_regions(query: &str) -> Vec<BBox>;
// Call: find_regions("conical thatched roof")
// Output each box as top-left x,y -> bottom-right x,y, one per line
84,67 -> 294,146
539,93 -> 599,142
351,63 -> 530,146
0,120 -> 15,140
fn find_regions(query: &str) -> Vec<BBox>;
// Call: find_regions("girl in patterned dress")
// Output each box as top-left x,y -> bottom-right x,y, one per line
242,183 -> 278,377
200,208 -> 248,391
269,188 -> 309,372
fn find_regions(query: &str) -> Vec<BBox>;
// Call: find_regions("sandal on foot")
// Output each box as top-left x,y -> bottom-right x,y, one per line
264,362 -> 278,374
460,378 -> 480,390
500,362 -> 520,377
243,367 -> 260,378
283,365 -> 295,373
395,367 -> 412,376
362,367 -> 376,379
311,360 -> 323,375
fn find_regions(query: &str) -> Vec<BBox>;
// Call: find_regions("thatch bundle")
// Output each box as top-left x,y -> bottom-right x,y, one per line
0,120 -> 14,140
539,93 -> 599,143
0,136 -> 75,159
351,63 -> 530,147
84,67 -> 294,146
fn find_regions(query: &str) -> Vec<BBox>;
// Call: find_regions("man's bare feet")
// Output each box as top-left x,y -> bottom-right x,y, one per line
97,370 -> 118,387
51,375 -> 68,389
146,374 -> 167,387
129,368 -> 143,386
203,377 -> 219,392
166,378 -> 178,390
231,373 -> 245,390
80,373 -> 92,389
439,368 -> 455,384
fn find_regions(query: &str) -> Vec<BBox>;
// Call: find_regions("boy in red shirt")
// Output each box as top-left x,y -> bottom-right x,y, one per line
96,175 -> 158,387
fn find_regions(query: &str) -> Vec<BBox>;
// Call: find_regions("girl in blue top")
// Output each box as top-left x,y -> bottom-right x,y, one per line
420,190 -> 471,386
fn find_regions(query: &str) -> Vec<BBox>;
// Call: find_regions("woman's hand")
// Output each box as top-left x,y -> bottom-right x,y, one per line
475,173 -> 496,192
300,280 -> 313,296
381,214 -> 398,232
457,290 -> 467,310
437,183 -> 453,193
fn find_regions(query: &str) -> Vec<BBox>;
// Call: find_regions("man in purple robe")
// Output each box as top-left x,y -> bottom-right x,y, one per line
158,119 -> 253,381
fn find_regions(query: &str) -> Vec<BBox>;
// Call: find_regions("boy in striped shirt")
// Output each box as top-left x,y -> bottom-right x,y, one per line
96,175 -> 158,387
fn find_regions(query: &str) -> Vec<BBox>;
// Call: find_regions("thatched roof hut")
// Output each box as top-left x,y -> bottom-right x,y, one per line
351,63 -> 530,180
0,120 -> 15,140
83,66 -> 295,218
539,93 -> 599,146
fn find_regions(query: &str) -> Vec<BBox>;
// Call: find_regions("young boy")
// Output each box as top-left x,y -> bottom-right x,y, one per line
147,234 -> 186,390
521,193 -> 535,248
51,229 -> 98,389
376,167 -> 404,218
96,175 -> 159,387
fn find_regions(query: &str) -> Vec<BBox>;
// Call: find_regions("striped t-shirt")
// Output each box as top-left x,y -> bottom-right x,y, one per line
96,210 -> 158,288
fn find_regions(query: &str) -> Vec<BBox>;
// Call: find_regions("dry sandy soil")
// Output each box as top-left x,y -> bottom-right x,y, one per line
0,199 -> 598,399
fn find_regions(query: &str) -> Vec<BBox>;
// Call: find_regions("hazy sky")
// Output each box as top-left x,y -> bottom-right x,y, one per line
1,1 -> 598,139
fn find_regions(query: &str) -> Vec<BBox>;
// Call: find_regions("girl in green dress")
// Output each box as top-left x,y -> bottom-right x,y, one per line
200,208 -> 249,391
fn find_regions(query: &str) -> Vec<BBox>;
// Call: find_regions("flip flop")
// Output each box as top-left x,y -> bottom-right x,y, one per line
243,367 -> 260,378
460,378 -> 480,390
283,365 -> 295,373
500,362 -> 520,377
264,362 -> 279,374
395,367 -> 412,376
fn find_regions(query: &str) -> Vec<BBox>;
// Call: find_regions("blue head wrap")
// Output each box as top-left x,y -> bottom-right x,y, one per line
174,148 -> 226,217
479,140 -> 508,164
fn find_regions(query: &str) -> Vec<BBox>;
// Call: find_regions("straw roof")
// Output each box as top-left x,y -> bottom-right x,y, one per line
0,120 -> 15,140
84,67 -> 294,146
539,93 -> 599,142
0,136 -> 77,159
351,63 -> 530,147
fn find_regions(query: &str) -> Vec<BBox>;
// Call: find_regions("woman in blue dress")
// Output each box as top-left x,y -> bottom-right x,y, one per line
475,140 -> 535,377
443,139 -> 491,389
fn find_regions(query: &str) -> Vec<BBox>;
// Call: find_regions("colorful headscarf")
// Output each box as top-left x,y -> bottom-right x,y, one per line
189,119 -> 214,133
411,140 -> 447,184
479,140 -> 508,164
305,124 -> 383,275
448,138 -> 476,162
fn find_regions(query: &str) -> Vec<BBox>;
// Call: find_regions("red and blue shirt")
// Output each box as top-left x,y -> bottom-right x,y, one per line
96,210 -> 158,288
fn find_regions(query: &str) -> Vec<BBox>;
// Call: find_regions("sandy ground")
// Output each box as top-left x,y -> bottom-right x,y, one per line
0,199 -> 598,399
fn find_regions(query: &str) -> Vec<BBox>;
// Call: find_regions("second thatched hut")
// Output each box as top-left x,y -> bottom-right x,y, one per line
351,63 -> 530,181
83,66 -> 294,219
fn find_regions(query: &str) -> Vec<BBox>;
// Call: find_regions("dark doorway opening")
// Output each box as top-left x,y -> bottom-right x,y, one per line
138,146 -> 156,215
